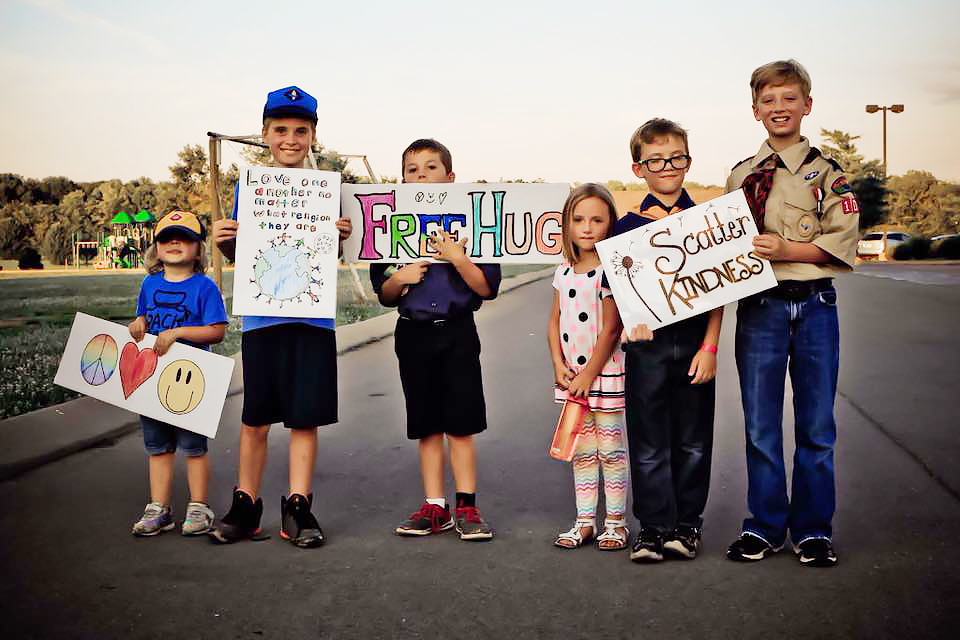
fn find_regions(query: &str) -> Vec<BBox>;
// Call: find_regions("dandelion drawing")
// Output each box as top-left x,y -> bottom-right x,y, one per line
611,250 -> 661,323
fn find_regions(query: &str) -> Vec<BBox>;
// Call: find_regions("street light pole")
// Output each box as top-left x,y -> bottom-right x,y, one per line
865,104 -> 904,176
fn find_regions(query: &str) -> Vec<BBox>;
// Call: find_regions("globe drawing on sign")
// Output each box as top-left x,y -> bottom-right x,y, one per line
80,333 -> 118,386
251,235 -> 325,306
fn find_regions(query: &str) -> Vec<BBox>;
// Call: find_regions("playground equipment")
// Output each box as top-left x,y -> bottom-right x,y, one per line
73,209 -> 156,269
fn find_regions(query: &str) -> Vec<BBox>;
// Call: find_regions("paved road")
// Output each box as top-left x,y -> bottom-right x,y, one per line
2,270 -> 959,639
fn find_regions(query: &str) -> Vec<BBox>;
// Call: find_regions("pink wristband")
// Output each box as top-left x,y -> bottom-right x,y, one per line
700,343 -> 718,354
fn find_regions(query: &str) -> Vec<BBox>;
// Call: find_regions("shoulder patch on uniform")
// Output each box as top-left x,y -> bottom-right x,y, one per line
804,170 -> 820,181
842,197 -> 859,214
831,176 -> 852,195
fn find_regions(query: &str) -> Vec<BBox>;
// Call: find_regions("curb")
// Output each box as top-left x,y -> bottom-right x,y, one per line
0,267 -> 554,482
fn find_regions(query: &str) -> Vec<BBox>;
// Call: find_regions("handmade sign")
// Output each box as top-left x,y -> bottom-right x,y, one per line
596,189 -> 777,330
54,313 -> 235,438
233,165 -> 342,317
340,183 -> 569,264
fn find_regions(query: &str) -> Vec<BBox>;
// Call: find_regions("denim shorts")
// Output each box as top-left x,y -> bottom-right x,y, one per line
140,415 -> 208,457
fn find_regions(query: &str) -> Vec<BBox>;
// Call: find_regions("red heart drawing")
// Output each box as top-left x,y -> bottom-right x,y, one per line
119,342 -> 158,399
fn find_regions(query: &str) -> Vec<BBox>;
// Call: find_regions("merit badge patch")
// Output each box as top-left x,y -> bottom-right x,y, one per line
841,197 -> 859,214
797,213 -> 817,239
831,176 -> 852,195
804,170 -> 820,181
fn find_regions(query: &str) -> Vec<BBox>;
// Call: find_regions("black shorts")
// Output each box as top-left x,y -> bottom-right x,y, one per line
394,314 -> 487,440
241,323 -> 337,429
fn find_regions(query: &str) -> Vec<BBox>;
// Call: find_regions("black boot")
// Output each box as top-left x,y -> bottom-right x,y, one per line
280,493 -> 325,548
209,488 -> 265,544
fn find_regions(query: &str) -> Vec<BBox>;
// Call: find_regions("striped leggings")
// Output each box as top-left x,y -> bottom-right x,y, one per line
572,409 -> 628,520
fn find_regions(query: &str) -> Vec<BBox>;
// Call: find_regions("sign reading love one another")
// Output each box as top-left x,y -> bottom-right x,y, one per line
340,183 -> 570,264
595,190 -> 778,331
54,313 -> 235,438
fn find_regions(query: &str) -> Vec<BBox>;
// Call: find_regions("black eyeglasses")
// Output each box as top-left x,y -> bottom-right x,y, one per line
638,155 -> 691,172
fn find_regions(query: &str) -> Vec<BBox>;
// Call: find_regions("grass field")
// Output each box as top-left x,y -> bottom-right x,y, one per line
0,264 -> 546,419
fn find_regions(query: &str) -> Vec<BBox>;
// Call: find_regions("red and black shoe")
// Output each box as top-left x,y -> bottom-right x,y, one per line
394,503 -> 454,536
209,488 -> 266,544
280,493 -> 325,548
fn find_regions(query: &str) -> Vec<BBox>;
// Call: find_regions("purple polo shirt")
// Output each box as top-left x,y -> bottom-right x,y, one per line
369,262 -> 501,321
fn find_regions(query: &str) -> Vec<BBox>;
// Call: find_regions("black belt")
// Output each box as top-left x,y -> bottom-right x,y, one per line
398,313 -> 472,327
768,278 -> 833,302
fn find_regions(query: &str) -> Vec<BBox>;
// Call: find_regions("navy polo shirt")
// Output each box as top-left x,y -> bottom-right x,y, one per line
603,189 -> 696,289
369,262 -> 501,321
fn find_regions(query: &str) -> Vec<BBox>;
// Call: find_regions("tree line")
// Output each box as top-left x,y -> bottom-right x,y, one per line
0,143 -> 359,265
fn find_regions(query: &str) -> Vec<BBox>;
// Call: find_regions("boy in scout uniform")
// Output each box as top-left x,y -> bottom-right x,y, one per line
724,60 -> 859,567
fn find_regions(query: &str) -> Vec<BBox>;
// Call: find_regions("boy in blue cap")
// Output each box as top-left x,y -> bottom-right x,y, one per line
209,86 -> 352,548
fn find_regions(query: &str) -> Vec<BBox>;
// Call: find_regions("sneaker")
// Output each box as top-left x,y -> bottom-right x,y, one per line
280,493 -> 325,548
629,527 -> 664,562
726,532 -> 781,562
395,503 -> 454,536
181,502 -> 215,536
794,537 -> 838,567
209,488 -> 264,544
455,506 -> 494,541
663,525 -> 701,559
132,502 -> 175,537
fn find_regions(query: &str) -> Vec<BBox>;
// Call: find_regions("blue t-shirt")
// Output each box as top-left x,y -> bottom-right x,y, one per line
136,273 -> 229,350
231,181 -> 335,333
369,262 -> 501,321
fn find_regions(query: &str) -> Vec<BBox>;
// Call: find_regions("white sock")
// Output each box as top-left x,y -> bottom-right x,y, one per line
426,497 -> 446,508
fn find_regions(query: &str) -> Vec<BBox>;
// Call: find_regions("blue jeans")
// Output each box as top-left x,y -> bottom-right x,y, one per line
141,415 -> 208,457
735,285 -> 839,546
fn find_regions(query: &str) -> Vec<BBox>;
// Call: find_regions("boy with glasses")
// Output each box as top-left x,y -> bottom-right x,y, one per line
614,118 -> 723,562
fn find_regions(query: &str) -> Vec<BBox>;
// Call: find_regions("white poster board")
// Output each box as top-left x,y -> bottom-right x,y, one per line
232,165 -> 342,317
596,189 -> 777,330
340,182 -> 569,264
54,313 -> 235,438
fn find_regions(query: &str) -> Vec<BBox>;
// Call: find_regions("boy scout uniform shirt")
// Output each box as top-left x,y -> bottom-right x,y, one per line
726,137 -> 860,282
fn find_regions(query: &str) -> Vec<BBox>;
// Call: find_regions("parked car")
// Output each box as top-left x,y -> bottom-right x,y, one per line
931,233 -> 960,259
857,230 -> 912,261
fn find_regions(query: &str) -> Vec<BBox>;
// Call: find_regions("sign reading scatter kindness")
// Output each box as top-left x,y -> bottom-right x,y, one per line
340,183 -> 570,264
596,189 -> 777,330
233,165 -> 341,318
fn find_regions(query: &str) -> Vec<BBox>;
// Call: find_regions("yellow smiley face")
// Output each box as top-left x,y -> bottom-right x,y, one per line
156,360 -> 205,415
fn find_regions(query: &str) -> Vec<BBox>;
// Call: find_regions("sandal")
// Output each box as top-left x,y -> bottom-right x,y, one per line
596,517 -> 629,551
554,517 -> 596,549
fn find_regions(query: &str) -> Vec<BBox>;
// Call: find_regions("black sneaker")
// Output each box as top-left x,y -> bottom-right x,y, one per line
629,527 -> 664,562
209,488 -> 265,544
395,503 -> 454,536
280,493 -> 325,548
663,525 -> 701,559
794,538 -> 838,567
726,532 -> 781,562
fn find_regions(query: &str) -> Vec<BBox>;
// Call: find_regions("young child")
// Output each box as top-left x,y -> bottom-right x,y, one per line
128,210 -> 228,536
725,60 -> 858,567
369,138 -> 500,541
617,119 -> 723,562
548,184 -> 628,551
209,86 -> 352,548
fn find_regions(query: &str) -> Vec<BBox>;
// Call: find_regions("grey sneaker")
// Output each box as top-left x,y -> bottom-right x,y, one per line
132,502 -> 175,536
454,506 -> 494,541
181,502 -> 215,536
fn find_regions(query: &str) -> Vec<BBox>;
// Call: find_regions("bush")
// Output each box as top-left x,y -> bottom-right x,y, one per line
930,236 -> 960,260
18,247 -> 43,269
892,236 -> 931,260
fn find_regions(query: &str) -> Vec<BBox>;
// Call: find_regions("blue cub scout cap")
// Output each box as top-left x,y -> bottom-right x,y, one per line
263,86 -> 318,124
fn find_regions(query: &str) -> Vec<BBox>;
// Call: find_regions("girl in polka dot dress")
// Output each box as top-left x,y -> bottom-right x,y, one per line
548,184 -> 628,551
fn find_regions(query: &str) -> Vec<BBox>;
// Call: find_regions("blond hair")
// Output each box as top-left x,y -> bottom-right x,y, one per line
561,183 -> 618,264
630,118 -> 689,163
143,240 -> 208,275
750,59 -> 812,104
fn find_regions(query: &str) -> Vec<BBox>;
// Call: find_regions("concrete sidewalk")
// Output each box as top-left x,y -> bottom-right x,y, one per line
0,267 -> 553,481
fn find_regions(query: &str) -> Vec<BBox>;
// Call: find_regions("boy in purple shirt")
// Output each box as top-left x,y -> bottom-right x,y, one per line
370,139 -> 500,541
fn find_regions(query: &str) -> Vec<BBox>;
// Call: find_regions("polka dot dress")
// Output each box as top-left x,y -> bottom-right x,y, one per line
553,263 -> 624,411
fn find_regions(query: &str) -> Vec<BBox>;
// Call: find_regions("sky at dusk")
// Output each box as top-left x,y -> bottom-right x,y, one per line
2,0 -> 958,188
